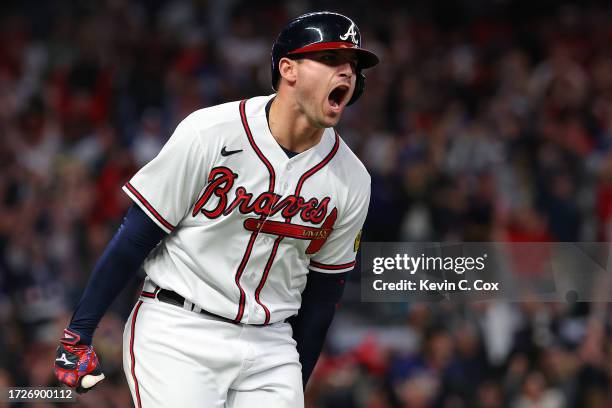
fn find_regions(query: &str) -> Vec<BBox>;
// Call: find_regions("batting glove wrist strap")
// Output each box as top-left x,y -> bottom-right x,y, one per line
53,329 -> 105,393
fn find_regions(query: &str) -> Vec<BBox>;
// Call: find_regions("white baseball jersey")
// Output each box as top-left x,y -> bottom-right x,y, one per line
122,94 -> 370,325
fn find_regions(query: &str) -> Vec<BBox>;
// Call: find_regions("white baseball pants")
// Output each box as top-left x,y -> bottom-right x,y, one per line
122,295 -> 303,408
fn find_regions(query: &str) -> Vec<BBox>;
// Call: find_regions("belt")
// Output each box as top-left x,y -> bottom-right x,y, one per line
154,289 -> 268,326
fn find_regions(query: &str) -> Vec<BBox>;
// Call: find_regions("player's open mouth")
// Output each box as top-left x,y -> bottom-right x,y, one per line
328,84 -> 350,109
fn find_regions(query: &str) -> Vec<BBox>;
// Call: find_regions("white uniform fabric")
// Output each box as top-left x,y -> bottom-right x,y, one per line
122,95 -> 371,325
123,295 -> 303,408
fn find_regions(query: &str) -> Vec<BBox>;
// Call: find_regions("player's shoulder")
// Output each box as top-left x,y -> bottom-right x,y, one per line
332,130 -> 371,186
181,99 -> 244,132
182,95 -> 273,132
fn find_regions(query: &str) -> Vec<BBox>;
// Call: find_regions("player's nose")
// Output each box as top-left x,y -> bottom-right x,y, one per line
338,61 -> 355,78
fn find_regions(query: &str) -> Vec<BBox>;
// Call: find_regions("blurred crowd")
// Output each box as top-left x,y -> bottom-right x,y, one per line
2,0 -> 612,406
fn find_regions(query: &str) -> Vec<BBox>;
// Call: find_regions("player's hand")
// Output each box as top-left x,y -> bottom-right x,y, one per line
53,329 -> 105,393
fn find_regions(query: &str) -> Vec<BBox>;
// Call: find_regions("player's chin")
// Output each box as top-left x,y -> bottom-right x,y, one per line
320,112 -> 341,128
322,102 -> 344,126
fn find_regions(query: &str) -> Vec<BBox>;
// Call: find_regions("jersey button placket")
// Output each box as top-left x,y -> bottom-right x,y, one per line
282,163 -> 292,192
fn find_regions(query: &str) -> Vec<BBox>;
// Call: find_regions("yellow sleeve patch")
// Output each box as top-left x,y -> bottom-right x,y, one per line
353,230 -> 362,252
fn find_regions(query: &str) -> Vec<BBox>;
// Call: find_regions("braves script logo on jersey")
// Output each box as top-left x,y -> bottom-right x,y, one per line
192,166 -> 330,223
192,167 -> 336,254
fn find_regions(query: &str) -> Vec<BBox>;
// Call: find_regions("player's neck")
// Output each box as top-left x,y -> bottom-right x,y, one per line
268,95 -> 325,153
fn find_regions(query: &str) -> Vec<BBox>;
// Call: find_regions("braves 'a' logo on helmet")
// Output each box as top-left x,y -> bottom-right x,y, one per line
339,22 -> 358,44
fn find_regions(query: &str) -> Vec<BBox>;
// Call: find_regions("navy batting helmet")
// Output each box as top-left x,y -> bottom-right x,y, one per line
271,11 -> 379,105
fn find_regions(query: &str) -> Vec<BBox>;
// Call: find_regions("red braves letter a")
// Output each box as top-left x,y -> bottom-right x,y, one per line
192,167 -> 237,218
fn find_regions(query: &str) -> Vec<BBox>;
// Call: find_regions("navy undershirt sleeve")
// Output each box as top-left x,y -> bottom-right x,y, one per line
68,205 -> 167,345
288,270 -> 348,388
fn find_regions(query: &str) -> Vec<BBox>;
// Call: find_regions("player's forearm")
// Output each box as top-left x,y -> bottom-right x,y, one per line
289,270 -> 347,387
289,300 -> 336,387
68,205 -> 166,344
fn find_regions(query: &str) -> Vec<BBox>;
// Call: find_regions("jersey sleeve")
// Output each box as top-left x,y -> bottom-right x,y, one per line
122,117 -> 211,233
309,178 -> 371,273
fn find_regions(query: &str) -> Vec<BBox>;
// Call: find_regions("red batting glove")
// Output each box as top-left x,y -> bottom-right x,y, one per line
53,329 -> 105,393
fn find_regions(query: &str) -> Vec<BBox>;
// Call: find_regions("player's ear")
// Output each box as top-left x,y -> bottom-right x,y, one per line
278,57 -> 298,86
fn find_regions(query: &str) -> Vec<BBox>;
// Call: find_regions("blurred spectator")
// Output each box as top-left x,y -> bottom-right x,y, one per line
513,371 -> 565,408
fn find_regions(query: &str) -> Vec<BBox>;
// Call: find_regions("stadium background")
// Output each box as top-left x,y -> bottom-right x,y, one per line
1,0 -> 612,406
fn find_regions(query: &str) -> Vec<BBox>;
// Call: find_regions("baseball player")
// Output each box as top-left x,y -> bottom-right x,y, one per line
53,11 -> 378,407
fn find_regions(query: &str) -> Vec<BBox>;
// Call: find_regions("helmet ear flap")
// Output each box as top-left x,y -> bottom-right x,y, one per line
347,72 -> 365,106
